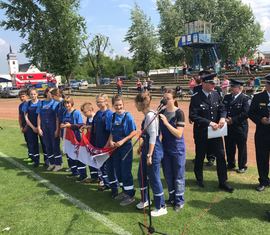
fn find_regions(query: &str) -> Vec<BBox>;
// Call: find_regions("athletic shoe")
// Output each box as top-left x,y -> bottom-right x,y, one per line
174,204 -> 184,212
120,196 -> 135,206
97,185 -> 110,191
151,207 -> 168,217
53,165 -> 62,172
66,174 -> 79,179
80,177 -> 97,184
65,168 -> 71,172
114,192 -> 128,201
136,200 -> 151,210
165,199 -> 174,207
23,158 -> 32,162
47,164 -> 55,171
27,162 -> 39,167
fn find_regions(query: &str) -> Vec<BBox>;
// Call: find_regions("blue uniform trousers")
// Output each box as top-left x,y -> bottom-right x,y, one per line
89,166 -> 99,179
77,161 -> 87,180
138,151 -> 165,209
162,150 -> 185,206
26,128 -> 40,165
54,136 -> 62,166
107,143 -> 135,197
42,124 -> 56,165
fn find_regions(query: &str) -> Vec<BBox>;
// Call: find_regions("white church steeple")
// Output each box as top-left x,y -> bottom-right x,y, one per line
7,46 -> 19,75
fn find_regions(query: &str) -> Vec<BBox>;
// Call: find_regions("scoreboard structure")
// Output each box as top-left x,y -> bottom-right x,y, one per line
175,20 -> 219,71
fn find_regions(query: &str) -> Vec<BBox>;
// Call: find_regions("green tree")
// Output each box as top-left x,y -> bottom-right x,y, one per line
0,0 -> 84,84
124,4 -> 159,74
82,34 -> 110,85
157,0 -> 264,65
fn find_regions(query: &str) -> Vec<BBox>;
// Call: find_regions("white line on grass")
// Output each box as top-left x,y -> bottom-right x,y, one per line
0,152 -> 132,235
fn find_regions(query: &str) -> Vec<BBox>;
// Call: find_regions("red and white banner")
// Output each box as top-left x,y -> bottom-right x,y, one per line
63,128 -> 113,169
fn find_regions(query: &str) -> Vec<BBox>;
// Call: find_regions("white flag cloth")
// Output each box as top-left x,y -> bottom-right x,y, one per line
63,128 -> 113,168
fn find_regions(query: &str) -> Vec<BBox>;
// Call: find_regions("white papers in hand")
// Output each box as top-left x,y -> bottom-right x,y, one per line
208,122 -> 227,139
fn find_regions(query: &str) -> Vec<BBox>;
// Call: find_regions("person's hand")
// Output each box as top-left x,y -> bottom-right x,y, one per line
137,146 -> 142,155
33,127 -> 38,133
226,117 -> 233,125
261,117 -> 270,125
38,128 -> 43,136
109,141 -> 116,147
218,118 -> 226,128
115,139 -> 125,147
147,154 -> 152,166
54,129 -> 60,138
159,114 -> 169,126
209,121 -> 219,130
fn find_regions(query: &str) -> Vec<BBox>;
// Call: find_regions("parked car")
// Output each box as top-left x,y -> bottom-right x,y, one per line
70,80 -> 81,90
0,87 -> 20,98
100,77 -> 111,85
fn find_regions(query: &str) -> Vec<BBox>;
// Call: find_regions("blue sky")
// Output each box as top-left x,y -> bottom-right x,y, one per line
0,0 -> 270,73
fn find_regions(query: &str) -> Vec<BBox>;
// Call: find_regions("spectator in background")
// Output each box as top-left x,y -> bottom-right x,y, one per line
254,76 -> 261,92
214,59 -> 221,75
221,75 -> 230,96
143,79 -> 148,91
147,77 -> 153,91
136,78 -> 142,93
116,77 -> 123,96
236,58 -> 242,74
188,77 -> 196,95
182,62 -> 188,79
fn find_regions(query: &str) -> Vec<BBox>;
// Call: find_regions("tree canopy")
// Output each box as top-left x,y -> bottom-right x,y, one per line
124,4 -> 159,74
157,0 -> 264,65
0,0 -> 84,83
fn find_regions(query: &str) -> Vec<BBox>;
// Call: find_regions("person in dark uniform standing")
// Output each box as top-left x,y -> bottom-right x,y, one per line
223,79 -> 250,173
248,74 -> 270,192
189,73 -> 234,192
192,71 -> 216,166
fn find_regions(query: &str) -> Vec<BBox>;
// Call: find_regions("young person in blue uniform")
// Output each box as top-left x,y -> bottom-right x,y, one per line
135,92 -> 167,217
79,102 -> 99,184
189,73 -> 234,193
24,88 -> 47,167
60,96 -> 84,179
18,89 -> 30,161
159,89 -> 186,212
90,94 -> 113,190
248,74 -> 270,192
107,95 -> 137,206
223,79 -> 250,173
37,87 -> 60,171
50,88 -> 64,172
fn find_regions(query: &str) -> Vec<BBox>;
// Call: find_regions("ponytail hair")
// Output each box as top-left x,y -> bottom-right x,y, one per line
134,91 -> 152,109
164,88 -> 178,107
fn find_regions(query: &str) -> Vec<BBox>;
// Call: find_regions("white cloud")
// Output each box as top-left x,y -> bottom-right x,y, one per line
0,38 -> 7,47
118,4 -> 132,12
241,0 -> 270,51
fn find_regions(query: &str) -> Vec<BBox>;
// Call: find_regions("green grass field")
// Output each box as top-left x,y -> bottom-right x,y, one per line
0,119 -> 270,235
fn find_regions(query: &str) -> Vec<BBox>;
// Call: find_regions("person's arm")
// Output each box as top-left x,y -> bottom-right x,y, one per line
25,113 -> 38,133
37,114 -> 43,136
159,110 -> 184,138
115,130 -> 137,147
231,95 -> 250,125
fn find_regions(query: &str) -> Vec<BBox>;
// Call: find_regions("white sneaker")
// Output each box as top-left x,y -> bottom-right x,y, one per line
47,164 -> 55,171
136,200 -> 151,210
52,165 -> 62,172
151,207 -> 168,217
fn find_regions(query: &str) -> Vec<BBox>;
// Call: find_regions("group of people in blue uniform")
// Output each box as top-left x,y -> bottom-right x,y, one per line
18,72 -> 270,220
18,88 -> 186,217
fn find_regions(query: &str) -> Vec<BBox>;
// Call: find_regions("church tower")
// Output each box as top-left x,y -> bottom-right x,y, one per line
7,46 -> 19,75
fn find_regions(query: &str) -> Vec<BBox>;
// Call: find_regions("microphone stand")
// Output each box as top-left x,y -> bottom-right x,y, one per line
123,100 -> 168,235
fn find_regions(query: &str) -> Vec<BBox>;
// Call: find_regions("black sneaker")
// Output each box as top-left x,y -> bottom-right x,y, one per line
165,199 -> 174,207
98,185 -> 110,191
66,174 -> 79,179
236,168 -> 247,174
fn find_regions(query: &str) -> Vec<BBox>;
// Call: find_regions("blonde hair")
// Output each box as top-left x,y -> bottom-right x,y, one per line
81,102 -> 94,112
96,93 -> 109,108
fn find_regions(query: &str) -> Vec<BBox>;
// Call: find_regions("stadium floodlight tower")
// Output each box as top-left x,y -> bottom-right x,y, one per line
175,20 -> 219,71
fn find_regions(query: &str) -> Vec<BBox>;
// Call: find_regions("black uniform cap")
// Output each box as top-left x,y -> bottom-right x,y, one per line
229,78 -> 245,87
201,73 -> 217,84
264,73 -> 270,84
